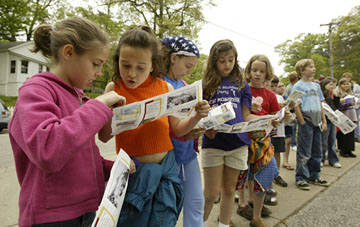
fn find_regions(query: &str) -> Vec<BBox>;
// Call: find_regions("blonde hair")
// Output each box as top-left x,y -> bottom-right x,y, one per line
288,71 -> 298,83
32,17 -> 109,62
337,78 -> 353,98
244,54 -> 274,83
295,59 -> 314,77
203,39 -> 245,100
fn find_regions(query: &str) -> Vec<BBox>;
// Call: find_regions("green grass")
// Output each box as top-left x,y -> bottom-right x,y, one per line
84,92 -> 102,99
0,96 -> 17,107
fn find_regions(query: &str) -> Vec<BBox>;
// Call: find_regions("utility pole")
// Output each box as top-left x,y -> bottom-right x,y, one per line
320,22 -> 340,77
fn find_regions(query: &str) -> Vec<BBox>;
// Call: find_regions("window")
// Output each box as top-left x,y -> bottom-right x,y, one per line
39,64 -> 43,73
21,61 -> 28,74
10,60 -> 16,73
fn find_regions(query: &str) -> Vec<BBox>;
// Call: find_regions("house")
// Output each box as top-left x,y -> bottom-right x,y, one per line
0,41 -> 50,96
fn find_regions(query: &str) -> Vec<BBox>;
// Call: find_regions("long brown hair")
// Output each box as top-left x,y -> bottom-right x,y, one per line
112,26 -> 164,81
203,39 -> 245,100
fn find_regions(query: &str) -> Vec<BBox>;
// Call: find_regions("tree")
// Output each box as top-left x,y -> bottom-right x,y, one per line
0,0 -> 28,41
332,6 -> 360,82
184,54 -> 207,84
111,0 -> 214,39
275,33 -> 329,78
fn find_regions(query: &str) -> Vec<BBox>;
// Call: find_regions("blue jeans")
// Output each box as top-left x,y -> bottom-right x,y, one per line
321,121 -> 339,165
296,122 -> 322,181
178,158 -> 204,227
355,108 -> 360,139
291,124 -> 297,147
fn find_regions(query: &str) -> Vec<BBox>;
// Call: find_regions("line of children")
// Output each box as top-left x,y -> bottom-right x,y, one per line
160,36 -> 205,227
8,17 -> 128,226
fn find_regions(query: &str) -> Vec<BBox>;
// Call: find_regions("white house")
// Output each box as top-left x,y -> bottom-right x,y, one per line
0,41 -> 50,96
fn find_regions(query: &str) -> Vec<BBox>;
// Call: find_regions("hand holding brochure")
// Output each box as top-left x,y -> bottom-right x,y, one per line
92,149 -> 131,227
322,102 -> 356,134
196,101 -> 235,129
111,80 -> 202,135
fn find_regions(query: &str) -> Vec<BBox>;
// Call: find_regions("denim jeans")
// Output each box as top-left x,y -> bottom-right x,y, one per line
291,124 -> 297,147
296,121 -> 322,182
33,212 -> 95,227
321,120 -> 339,165
355,108 -> 360,139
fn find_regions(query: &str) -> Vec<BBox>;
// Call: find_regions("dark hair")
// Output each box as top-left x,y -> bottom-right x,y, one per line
32,17 -> 109,62
112,26 -> 163,81
203,39 -> 245,99
271,75 -> 279,84
320,76 -> 337,100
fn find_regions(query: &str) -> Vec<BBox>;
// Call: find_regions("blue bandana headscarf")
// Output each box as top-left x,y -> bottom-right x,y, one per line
161,36 -> 200,58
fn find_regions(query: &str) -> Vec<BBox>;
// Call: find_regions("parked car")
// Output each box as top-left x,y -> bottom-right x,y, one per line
0,99 -> 10,132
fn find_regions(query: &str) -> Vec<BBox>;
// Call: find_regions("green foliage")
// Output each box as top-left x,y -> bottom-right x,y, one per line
0,0 -> 28,41
275,5 -> 360,83
184,54 -> 207,84
0,96 -> 18,107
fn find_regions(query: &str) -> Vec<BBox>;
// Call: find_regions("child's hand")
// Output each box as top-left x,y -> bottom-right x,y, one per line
284,110 -> 291,121
130,160 -> 136,174
271,118 -> 280,128
205,128 -> 217,139
195,100 -> 210,118
279,102 -> 287,108
184,128 -> 206,140
251,103 -> 262,113
96,91 -> 126,109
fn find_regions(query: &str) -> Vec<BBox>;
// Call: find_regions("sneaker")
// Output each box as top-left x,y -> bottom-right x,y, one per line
266,188 -> 277,196
349,152 -> 357,158
264,193 -> 277,206
250,218 -> 268,227
291,146 -> 297,152
308,178 -> 329,187
248,201 -> 272,217
296,180 -> 310,190
331,162 -> 342,168
236,204 -> 253,221
320,162 -> 323,168
274,175 -> 288,187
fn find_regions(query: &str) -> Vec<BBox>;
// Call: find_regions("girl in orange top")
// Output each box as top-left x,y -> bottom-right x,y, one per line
99,26 -> 210,227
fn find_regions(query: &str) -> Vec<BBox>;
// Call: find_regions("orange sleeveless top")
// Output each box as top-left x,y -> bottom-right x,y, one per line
114,76 -> 173,156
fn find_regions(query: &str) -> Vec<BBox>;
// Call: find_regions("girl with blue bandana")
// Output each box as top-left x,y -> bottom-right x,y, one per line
161,36 -> 205,227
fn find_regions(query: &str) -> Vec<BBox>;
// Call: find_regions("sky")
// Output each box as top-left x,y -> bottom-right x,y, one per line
197,0 -> 360,76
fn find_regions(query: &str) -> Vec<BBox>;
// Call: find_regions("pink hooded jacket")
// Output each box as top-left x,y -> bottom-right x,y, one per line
9,72 -> 113,226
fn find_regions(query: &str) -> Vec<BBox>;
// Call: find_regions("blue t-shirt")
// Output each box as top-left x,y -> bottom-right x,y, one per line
202,76 -> 252,151
292,80 -> 324,127
164,76 -> 197,165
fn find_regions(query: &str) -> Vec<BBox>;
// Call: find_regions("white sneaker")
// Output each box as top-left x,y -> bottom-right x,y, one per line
291,146 -> 297,152
320,162 -> 323,168
332,163 -> 342,168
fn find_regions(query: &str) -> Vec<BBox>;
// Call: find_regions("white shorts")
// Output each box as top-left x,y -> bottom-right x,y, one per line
200,146 -> 248,170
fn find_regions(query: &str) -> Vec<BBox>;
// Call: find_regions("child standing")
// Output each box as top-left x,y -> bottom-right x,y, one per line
336,78 -> 358,158
269,76 -> 288,187
201,40 -> 260,227
320,77 -> 341,167
241,54 -> 280,227
8,17 -> 127,226
100,26 -> 210,227
160,36 -> 205,227
292,59 -> 328,191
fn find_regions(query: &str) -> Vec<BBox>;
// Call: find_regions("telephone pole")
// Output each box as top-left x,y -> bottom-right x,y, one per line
320,22 -> 340,77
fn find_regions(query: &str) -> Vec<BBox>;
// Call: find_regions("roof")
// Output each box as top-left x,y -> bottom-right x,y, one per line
0,42 -> 27,50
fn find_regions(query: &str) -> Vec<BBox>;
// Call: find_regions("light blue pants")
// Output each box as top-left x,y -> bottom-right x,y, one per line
355,108 -> 360,139
177,158 -> 204,227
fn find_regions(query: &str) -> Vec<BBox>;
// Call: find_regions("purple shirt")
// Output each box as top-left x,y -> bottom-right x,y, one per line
9,72 -> 113,226
202,77 -> 252,151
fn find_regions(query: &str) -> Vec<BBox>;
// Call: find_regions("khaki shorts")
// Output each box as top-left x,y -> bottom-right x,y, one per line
200,146 -> 248,170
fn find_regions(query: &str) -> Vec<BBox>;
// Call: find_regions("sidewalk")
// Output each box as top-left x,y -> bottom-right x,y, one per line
1,137 -> 359,227
179,143 -> 360,227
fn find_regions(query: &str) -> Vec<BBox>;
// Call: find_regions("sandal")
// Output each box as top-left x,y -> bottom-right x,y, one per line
248,201 -> 272,217
282,164 -> 294,170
